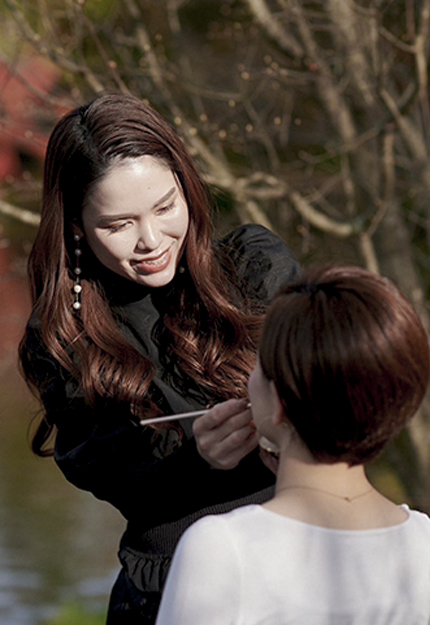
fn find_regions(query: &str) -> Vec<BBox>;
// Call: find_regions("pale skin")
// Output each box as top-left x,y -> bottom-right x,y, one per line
248,360 -> 409,529
78,155 -> 258,470
193,398 -> 258,470
79,156 -> 189,289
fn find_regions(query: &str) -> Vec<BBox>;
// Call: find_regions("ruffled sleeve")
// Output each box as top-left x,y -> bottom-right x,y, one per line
219,224 -> 300,304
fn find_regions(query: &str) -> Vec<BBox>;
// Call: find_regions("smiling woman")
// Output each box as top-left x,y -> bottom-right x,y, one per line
18,93 -> 299,624
80,157 -> 189,288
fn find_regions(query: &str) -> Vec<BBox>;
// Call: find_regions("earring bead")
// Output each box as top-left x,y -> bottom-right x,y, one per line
72,236 -> 82,311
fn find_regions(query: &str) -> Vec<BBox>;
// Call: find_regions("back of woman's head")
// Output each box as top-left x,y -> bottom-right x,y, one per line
259,265 -> 430,465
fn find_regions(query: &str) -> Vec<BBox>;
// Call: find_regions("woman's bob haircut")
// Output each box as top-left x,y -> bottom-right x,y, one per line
259,265 -> 430,465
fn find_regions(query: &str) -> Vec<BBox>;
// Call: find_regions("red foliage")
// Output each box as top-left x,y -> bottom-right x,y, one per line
0,57 -> 72,357
0,56 -> 71,181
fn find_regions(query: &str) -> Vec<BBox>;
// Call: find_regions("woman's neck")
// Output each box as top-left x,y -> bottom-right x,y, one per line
276,451 -> 371,500
263,446 -> 407,530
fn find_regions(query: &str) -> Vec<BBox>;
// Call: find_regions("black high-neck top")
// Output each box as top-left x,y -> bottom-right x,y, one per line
24,224 -> 299,616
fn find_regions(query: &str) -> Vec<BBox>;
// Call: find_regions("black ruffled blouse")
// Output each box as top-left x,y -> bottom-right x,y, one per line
24,224 -> 299,621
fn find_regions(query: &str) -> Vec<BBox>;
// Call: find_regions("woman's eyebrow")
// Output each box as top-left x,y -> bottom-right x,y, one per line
96,214 -> 134,226
153,186 -> 176,208
96,187 -> 177,226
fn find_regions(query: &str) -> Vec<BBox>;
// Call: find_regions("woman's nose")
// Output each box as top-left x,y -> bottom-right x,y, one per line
135,220 -> 162,251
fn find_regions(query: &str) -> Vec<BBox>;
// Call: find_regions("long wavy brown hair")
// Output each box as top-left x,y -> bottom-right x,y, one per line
19,93 -> 263,456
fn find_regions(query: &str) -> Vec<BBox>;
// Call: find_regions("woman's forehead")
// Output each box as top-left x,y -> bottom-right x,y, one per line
85,156 -> 179,215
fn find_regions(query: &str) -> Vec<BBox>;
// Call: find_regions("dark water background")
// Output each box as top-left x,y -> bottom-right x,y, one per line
0,243 -> 125,624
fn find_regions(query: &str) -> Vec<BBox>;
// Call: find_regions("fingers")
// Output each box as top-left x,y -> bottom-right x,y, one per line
193,398 -> 258,470
196,423 -> 258,471
193,398 -> 251,437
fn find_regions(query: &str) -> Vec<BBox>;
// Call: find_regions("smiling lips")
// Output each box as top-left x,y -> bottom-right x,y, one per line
131,246 -> 172,275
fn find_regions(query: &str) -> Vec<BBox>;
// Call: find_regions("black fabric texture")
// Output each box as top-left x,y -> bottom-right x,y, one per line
24,224 -> 299,622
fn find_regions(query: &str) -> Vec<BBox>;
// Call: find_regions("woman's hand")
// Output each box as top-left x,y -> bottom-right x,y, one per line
193,398 -> 257,470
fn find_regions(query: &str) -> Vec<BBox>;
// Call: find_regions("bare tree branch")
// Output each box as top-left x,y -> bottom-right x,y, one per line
2,0 -> 105,92
380,87 -> 428,161
288,189 -> 355,238
245,0 -> 304,58
358,232 -> 379,274
0,200 -> 40,226
414,0 -> 430,147
327,0 -> 377,108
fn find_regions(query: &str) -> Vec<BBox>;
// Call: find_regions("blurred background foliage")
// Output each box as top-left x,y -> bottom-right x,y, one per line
1,0 -> 430,558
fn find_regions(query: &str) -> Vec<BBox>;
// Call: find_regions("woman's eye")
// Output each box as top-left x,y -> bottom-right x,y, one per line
157,202 -> 175,215
107,222 -> 129,233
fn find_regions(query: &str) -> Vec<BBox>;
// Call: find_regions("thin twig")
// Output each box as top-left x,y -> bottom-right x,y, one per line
0,200 -> 40,226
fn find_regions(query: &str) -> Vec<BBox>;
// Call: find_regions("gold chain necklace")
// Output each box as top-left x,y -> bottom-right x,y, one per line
275,485 -> 374,503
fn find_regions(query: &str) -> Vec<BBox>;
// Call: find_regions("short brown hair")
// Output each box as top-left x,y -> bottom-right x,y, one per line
259,265 -> 430,465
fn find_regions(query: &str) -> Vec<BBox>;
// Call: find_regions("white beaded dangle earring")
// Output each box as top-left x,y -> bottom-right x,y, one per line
72,234 -> 83,311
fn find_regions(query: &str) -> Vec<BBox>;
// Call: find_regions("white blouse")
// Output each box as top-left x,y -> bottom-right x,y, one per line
156,503 -> 430,625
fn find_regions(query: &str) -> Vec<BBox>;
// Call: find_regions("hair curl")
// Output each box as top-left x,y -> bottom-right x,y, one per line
19,94 -> 262,456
